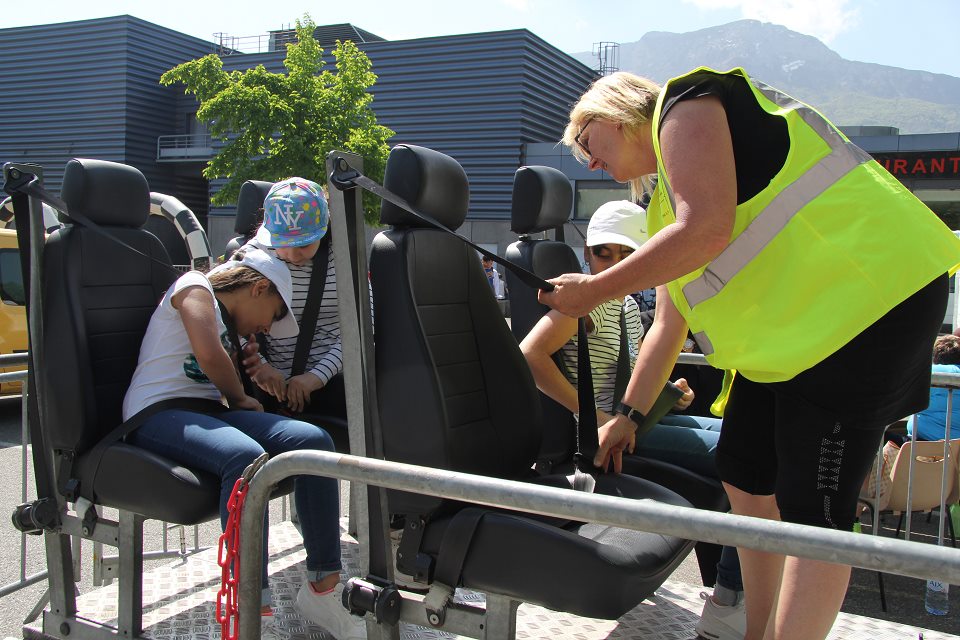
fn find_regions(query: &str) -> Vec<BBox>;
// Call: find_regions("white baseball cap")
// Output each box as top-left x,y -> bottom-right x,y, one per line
209,247 -> 299,339
586,200 -> 648,250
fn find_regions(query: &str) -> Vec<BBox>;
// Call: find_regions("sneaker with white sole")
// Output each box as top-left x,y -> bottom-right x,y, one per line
260,611 -> 276,640
696,591 -> 746,640
295,583 -> 367,640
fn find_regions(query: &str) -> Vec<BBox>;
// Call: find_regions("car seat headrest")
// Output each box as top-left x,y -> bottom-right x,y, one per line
379,145 -> 469,229
235,180 -> 274,235
510,166 -> 572,234
61,158 -> 150,228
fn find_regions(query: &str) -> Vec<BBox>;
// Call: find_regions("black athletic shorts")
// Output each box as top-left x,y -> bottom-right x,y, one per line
716,274 -> 948,530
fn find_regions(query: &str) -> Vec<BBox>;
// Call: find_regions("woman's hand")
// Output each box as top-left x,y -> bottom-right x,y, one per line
593,414 -> 636,473
537,272 -> 597,318
673,377 -> 694,411
252,363 -> 287,401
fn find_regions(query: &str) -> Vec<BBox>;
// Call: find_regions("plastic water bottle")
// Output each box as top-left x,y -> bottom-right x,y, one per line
924,579 -> 949,615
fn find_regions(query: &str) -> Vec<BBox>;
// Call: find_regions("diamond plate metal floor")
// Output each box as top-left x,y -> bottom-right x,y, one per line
24,520 -> 957,640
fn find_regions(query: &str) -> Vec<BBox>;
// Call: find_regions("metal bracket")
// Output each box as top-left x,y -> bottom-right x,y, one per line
329,156 -> 360,191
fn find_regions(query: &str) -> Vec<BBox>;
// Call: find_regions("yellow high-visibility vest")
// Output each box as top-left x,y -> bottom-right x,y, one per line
648,67 -> 960,383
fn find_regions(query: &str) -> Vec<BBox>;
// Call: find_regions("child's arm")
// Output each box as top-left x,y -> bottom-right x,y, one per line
172,285 -> 261,410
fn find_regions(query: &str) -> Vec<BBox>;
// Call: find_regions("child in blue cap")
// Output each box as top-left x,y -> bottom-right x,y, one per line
247,177 -> 348,420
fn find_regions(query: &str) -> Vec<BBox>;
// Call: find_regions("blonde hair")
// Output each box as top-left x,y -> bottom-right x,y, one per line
562,72 -> 662,200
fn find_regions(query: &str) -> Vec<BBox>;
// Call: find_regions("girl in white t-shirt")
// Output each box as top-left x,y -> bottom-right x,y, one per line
123,247 -> 365,640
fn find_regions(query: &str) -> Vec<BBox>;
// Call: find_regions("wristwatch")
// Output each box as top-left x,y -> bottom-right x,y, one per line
615,401 -> 646,428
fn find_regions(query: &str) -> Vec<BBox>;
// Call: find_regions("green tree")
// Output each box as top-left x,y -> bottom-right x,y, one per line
160,16 -> 394,222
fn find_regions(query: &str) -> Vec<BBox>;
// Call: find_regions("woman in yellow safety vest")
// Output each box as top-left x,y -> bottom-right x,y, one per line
541,67 -> 960,640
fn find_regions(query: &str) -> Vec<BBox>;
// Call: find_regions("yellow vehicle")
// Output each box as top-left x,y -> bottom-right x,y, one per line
0,228 -> 27,394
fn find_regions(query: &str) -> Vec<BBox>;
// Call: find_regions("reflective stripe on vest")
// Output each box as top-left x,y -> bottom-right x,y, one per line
674,80 -> 873,312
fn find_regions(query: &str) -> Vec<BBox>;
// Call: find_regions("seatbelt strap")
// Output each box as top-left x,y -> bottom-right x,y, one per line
6,184 -> 62,502
613,305 -> 630,408
573,319 -> 602,488
329,159 -> 553,292
423,507 -> 487,625
290,234 -> 330,377
84,397 -> 228,499
217,300 -> 255,397
6,176 -> 182,278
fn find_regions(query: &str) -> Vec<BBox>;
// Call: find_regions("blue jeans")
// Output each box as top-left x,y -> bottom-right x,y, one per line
128,409 -> 341,601
636,412 -> 742,593
636,413 -> 722,479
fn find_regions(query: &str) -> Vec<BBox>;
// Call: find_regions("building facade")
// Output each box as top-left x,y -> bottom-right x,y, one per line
0,17 -> 596,254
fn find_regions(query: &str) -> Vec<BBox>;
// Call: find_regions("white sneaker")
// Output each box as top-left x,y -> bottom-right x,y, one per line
260,610 -> 277,639
696,591 -> 746,640
295,583 -> 367,640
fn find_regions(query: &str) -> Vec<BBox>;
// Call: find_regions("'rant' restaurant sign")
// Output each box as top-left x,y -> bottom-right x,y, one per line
872,151 -> 960,179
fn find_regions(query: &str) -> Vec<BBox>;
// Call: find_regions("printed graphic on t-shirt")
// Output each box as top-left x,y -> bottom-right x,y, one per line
220,330 -> 235,356
183,354 -> 210,383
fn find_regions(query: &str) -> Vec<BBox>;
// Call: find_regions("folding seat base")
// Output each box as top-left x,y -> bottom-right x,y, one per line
416,473 -> 695,620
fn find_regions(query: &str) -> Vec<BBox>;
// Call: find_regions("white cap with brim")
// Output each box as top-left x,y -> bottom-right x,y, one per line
586,200 -> 649,251
208,247 -> 299,339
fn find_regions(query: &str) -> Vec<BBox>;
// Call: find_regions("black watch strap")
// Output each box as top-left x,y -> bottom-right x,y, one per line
615,401 -> 646,428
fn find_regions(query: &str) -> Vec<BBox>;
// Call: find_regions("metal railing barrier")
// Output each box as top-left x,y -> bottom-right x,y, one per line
236,449 -> 960,640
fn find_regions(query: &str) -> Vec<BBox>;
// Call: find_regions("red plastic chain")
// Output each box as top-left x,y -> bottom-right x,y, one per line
216,476 -> 248,640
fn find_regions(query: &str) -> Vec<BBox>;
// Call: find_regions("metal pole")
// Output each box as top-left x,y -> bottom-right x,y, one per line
237,449 -> 960,639
938,390 -> 953,547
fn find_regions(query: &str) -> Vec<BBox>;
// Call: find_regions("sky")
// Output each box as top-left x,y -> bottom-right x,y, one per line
2,0 -> 958,78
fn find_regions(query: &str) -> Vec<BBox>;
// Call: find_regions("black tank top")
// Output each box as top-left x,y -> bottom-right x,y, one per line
659,70 -> 789,205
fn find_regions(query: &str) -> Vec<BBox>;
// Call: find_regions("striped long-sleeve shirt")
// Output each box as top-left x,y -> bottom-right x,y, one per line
559,296 -> 644,413
247,241 -> 343,385
248,240 -> 343,384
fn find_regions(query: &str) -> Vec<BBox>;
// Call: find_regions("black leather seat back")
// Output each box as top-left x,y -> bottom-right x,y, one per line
505,166 -> 576,343
370,145 -> 543,516
504,166 -> 581,465
225,179 -> 273,259
42,158 -> 177,455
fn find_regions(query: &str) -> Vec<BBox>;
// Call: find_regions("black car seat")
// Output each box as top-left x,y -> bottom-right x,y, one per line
369,144 -> 696,619
42,158 -> 222,522
224,179 -> 272,261
31,158 -> 298,637
504,165 -> 730,585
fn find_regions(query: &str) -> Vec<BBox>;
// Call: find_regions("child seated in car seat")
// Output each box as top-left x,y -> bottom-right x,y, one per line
519,200 -> 744,640
121,247 -> 365,640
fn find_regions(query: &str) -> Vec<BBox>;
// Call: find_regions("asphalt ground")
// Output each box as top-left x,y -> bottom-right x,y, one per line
0,397 -> 955,638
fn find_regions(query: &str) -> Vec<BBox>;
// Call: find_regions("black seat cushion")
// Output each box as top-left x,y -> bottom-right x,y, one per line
419,473 -> 693,619
75,444 -> 221,524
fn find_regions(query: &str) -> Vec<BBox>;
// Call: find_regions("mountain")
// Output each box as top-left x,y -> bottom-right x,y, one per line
571,20 -> 960,134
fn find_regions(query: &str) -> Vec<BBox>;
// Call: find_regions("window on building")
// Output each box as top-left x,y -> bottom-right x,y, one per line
574,180 -> 630,219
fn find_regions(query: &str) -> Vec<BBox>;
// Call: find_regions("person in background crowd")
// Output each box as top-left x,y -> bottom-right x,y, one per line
908,333 -> 960,441
481,253 -> 507,299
